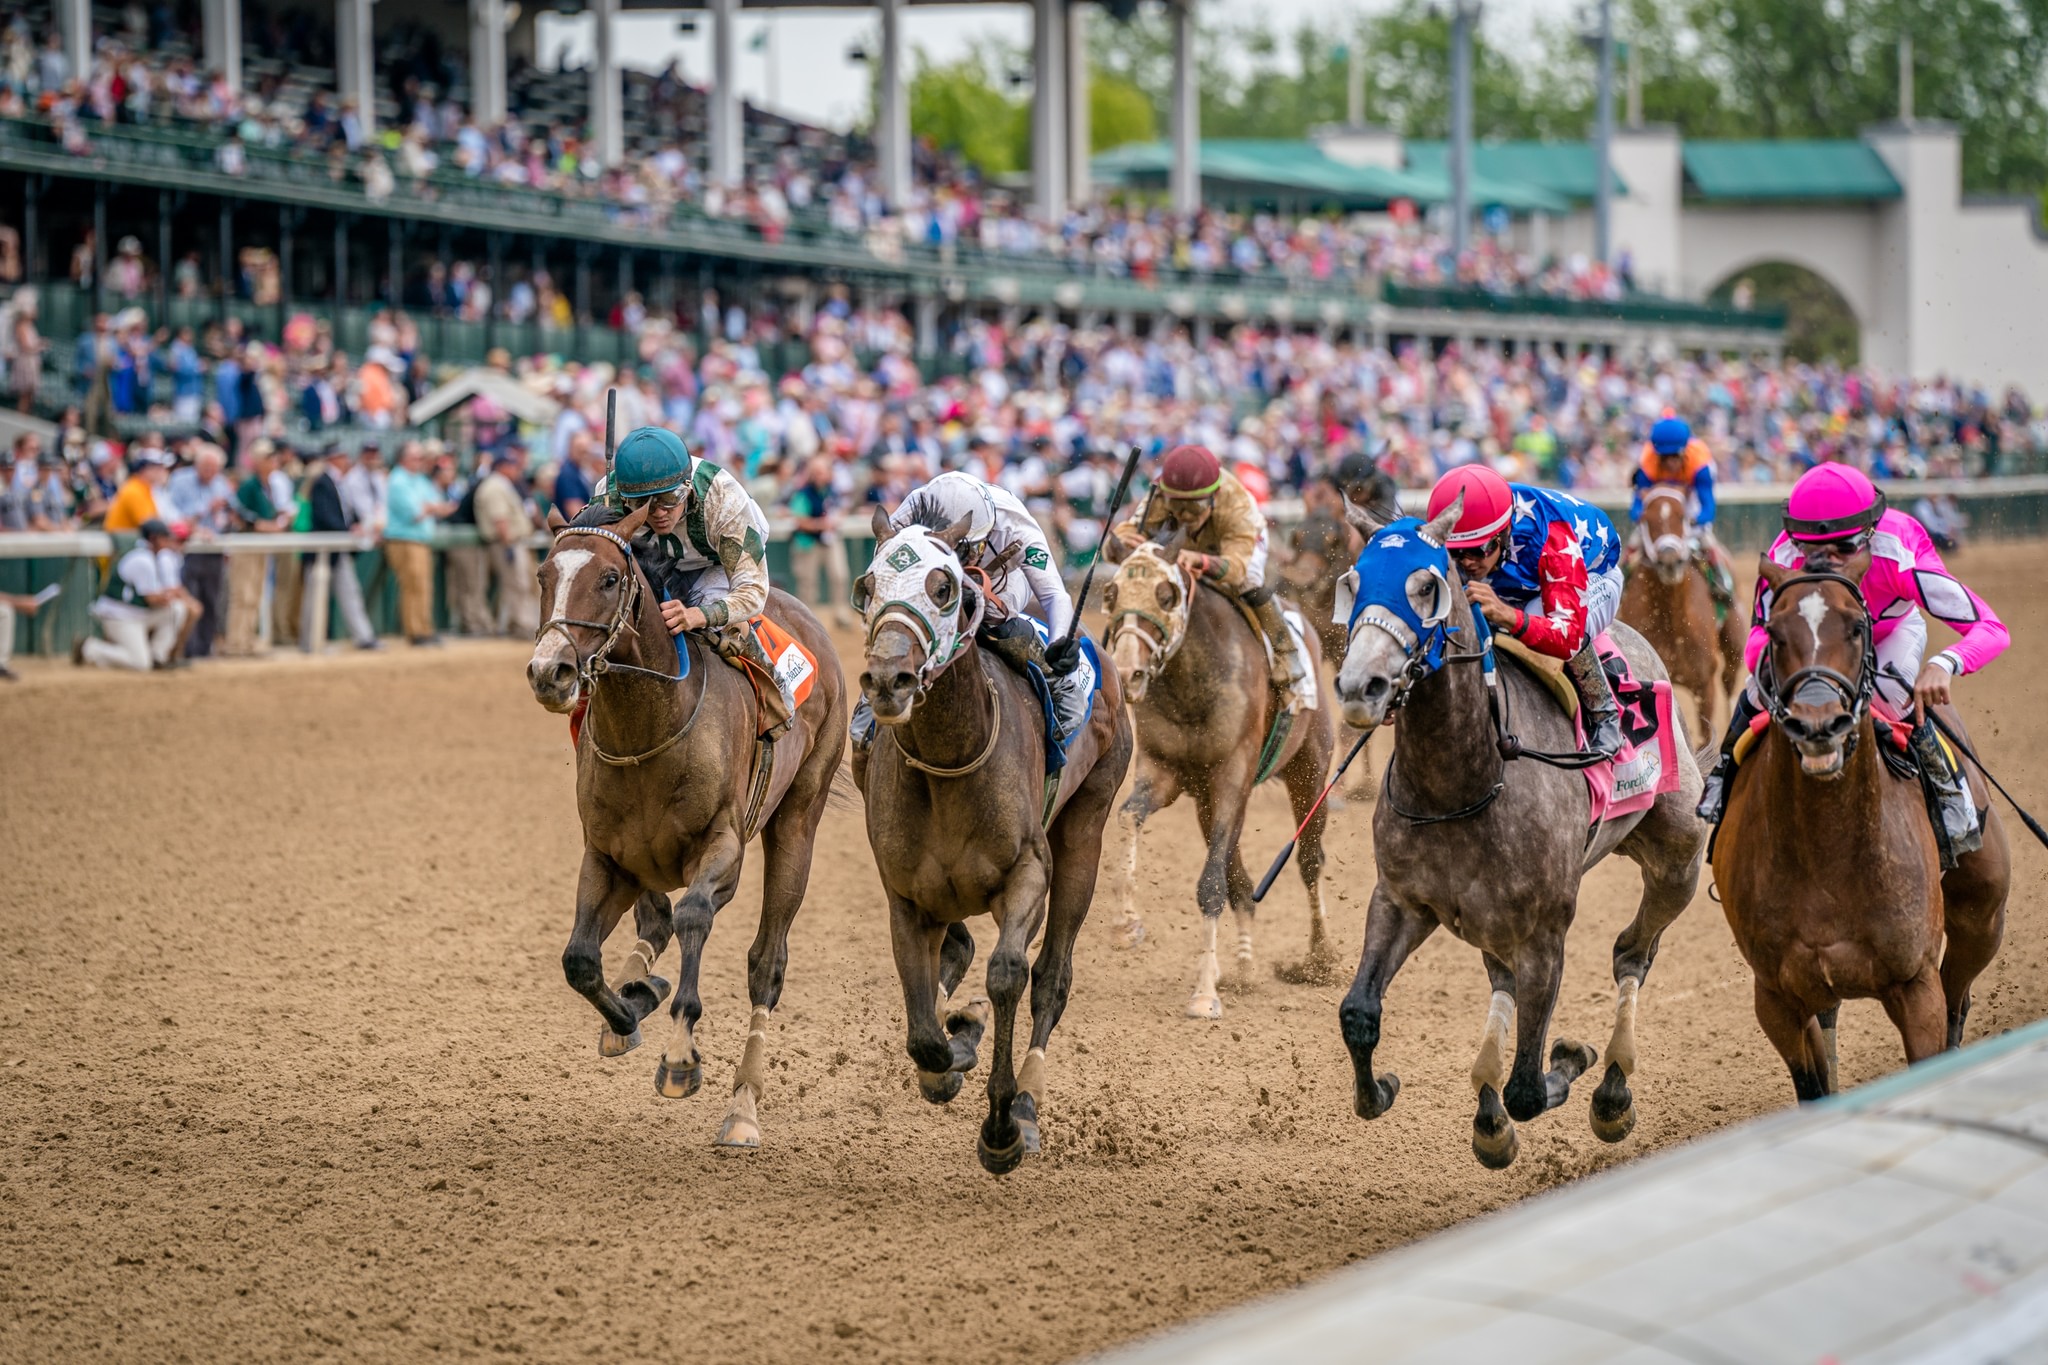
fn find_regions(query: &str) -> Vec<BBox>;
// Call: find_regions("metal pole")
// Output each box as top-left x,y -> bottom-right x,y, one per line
1449,2 -> 1476,260
486,231 -> 503,351
1347,38 -> 1364,127
333,214 -> 347,310
23,175 -> 37,286
1898,33 -> 1913,121
217,200 -> 232,323
91,179 -> 106,315
156,190 -> 172,324
278,206 -> 294,336
1593,0 -> 1615,265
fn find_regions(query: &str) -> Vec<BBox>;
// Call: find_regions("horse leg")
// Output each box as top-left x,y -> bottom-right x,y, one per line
1188,773 -> 1252,1013
1938,797 -> 2010,1050
1470,957 -> 1520,1169
713,801 -> 818,1150
1753,980 -> 1833,1101
654,832 -> 745,1102
888,897 -> 974,1104
599,892 -> 676,1055
1596,802 -> 1706,1142
1816,1004 -> 1841,1092
1881,967 -> 1951,1066
561,851 -> 656,1054
979,860 -> 1051,1176
1114,771 -> 1179,949
1273,741 -> 1339,985
1502,931 -> 1597,1126
1337,887 -> 1438,1121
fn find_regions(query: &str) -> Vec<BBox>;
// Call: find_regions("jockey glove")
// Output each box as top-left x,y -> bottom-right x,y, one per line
1044,636 -> 1082,674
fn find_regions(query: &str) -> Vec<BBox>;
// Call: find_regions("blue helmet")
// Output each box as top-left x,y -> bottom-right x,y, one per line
1649,416 -> 1692,455
612,426 -> 691,500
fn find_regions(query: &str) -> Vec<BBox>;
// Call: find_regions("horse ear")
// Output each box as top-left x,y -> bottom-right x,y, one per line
1344,493 -> 1392,538
871,504 -> 893,543
1101,533 -> 1131,566
1758,554 -> 1789,595
931,514 -> 973,550
1160,525 -> 1189,560
546,506 -> 568,535
614,501 -> 651,540
1420,491 -> 1463,548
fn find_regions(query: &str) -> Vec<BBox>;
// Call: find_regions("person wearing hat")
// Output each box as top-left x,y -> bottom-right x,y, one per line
385,439 -> 457,646
1109,443 -> 1309,697
103,447 -> 173,534
79,518 -> 199,671
300,444 -> 380,651
166,442 -> 238,658
470,447 -> 539,638
1629,414 -> 1736,608
594,425 -> 791,731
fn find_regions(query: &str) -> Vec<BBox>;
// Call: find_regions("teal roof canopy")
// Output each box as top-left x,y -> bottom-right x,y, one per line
1091,140 -> 1569,214
1402,140 -> 1623,200
1681,141 -> 1902,201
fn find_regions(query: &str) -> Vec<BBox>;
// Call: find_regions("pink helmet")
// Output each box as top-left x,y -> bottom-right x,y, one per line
1784,462 -> 1886,541
1427,465 -> 1515,549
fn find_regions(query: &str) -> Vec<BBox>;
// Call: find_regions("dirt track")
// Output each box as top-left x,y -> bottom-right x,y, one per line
5,542 -> 2048,1364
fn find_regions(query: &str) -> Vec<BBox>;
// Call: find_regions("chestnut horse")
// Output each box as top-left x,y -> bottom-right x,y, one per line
855,509 -> 1133,1173
526,501 -> 847,1148
1619,486 -> 1744,740
1712,564 -> 2009,1099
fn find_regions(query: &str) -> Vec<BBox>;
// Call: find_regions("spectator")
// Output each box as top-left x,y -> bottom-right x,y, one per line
164,441 -> 235,656
341,440 -> 387,535
0,586 -> 50,681
471,448 -> 538,637
104,447 -> 174,532
222,437 -> 291,656
300,445 -> 380,651
5,284 -> 44,412
78,517 -> 198,671
384,439 -> 454,646
165,325 -> 204,424
785,452 -> 851,628
551,429 -> 600,520
439,455 -> 494,637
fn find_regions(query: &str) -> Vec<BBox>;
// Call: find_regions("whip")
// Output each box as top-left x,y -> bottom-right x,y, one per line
1060,444 -> 1146,650
1254,728 -> 1373,902
601,387 -> 618,507
1883,666 -> 2048,849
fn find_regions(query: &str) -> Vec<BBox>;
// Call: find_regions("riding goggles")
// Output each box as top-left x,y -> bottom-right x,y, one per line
627,490 -> 685,512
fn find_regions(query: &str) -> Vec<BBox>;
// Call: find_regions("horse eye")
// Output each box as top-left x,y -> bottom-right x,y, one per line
1102,582 -> 1119,612
1154,580 -> 1177,610
601,570 -> 620,589
925,567 -> 956,606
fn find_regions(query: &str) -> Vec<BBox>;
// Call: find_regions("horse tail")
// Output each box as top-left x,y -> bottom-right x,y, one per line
827,758 -> 864,814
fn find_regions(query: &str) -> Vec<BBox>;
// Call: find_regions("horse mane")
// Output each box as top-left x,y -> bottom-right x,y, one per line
899,501 -> 953,534
568,500 -> 680,586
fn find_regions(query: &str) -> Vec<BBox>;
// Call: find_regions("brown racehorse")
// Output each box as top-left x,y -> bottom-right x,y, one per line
526,501 -> 847,1148
1620,486 -> 1744,740
1104,538 -> 1338,1011
1712,563 -> 2010,1100
855,509 -> 1133,1174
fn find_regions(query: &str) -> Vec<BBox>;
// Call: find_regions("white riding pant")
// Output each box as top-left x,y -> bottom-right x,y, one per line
1583,565 -> 1625,645
1742,606 -> 1926,711
84,600 -> 189,671
0,600 -> 12,668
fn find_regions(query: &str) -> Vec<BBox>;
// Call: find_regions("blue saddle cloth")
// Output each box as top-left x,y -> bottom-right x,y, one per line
1017,618 -> 1100,776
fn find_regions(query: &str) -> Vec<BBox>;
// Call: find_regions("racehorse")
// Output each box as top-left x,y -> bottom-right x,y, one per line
526,500 -> 847,1149
1279,511 -> 1357,667
1712,565 -> 2010,1099
1104,537 -> 1338,1011
1332,498 -> 1707,1167
1620,485 -> 1744,739
855,507 -> 1133,1174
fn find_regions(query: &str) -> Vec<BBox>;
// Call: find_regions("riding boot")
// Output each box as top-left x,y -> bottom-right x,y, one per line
1250,593 -> 1308,696
1564,641 -> 1624,759
1696,689 -> 1764,825
1698,536 -> 1738,610
717,623 -> 794,736
1911,719 -> 1982,865
980,614 -> 1045,678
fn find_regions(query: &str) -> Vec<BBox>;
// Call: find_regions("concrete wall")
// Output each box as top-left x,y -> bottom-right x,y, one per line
1608,125 -> 1683,295
1678,205 -> 1883,326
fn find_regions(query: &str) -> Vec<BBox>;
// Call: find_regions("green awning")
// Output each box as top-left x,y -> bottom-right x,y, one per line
1091,140 -> 1568,214
1402,140 -> 1623,201
1682,141 -> 1901,201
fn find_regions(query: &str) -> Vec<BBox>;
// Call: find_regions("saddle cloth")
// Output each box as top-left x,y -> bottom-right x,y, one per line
1495,633 -> 1679,827
1016,616 -> 1101,775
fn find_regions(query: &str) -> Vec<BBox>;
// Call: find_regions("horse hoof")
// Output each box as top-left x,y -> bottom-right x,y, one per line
978,1125 -> 1027,1176
1550,1038 -> 1599,1084
598,1025 -> 642,1058
654,1054 -> 702,1099
1014,1093 -> 1041,1156
714,1116 -> 762,1149
1473,1085 -> 1519,1170
917,1067 -> 964,1105
1590,1062 -> 1637,1144
618,975 -> 672,1018
1185,995 -> 1223,1020
1353,1073 -> 1400,1120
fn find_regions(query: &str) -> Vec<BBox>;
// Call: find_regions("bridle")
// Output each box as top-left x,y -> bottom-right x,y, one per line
1107,549 -> 1190,683
860,531 -> 998,777
535,523 -> 704,767
1633,485 -> 1691,565
1753,569 -> 1877,757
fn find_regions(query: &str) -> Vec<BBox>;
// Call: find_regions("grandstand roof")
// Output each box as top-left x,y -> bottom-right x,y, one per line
1402,140 -> 1624,201
1091,141 -> 1570,214
1681,139 -> 1904,201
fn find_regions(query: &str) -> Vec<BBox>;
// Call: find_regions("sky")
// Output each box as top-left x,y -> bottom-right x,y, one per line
539,0 -> 1579,134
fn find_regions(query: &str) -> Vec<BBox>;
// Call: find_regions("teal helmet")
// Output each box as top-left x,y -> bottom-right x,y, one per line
612,426 -> 691,500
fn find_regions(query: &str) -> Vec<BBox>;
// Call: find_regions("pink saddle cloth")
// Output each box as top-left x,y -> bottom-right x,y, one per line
1579,632 -> 1682,827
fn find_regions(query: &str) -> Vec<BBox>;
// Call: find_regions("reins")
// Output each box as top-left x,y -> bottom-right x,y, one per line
1754,569 -> 1878,759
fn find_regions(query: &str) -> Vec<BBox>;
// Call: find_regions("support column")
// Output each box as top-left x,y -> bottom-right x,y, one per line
336,0 -> 377,139
876,0 -> 910,208
1168,0 -> 1198,216
58,0 -> 87,90
915,297 -> 938,358
709,0 -> 741,187
588,0 -> 622,167
1030,0 -> 1066,219
202,0 -> 242,97
91,180 -> 106,315
469,0 -> 507,126
1067,2 -> 1090,205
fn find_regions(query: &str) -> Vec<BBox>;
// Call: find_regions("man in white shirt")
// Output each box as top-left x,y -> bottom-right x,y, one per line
78,519 -> 199,671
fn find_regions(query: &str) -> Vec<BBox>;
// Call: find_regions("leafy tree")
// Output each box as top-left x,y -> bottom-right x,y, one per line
904,41 -> 1029,176
1091,73 -> 1157,152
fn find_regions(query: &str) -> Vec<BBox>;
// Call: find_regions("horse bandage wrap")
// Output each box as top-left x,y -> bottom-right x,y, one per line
863,526 -> 985,690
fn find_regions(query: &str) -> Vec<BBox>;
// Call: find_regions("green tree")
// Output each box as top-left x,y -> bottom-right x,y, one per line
1091,73 -> 1156,153
904,41 -> 1030,176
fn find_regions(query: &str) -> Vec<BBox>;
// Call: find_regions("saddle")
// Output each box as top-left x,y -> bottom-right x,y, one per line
1493,635 -> 1575,717
1224,593 -> 1319,783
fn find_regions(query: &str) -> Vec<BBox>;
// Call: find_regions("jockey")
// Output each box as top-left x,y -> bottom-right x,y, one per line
851,468 -> 1088,751
1696,462 -> 2007,856
597,425 -> 792,731
1111,443 -> 1308,697
1630,415 -> 1736,606
1428,465 -> 1627,758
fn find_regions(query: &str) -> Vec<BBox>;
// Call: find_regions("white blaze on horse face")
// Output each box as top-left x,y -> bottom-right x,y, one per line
547,548 -> 595,625
1797,590 -> 1829,655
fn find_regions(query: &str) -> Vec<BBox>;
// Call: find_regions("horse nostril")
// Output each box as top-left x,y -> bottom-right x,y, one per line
1820,712 -> 1853,739
891,671 -> 916,694
1362,677 -> 1390,703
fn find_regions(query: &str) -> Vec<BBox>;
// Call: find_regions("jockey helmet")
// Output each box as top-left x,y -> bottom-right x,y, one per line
1784,462 -> 1886,542
1649,417 -> 1692,456
612,426 -> 692,500
921,470 -> 998,551
1426,465 -> 1515,549
1159,444 -> 1223,498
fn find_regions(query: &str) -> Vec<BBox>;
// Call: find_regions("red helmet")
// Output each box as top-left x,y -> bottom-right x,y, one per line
1426,466 -> 1515,549
1158,444 -> 1223,498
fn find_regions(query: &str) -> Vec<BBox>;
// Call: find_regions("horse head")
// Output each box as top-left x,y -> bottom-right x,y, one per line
1756,559 -> 1876,780
1333,495 -> 1465,730
1638,486 -> 1692,587
1103,528 -> 1191,703
528,500 -> 651,712
854,506 -> 981,726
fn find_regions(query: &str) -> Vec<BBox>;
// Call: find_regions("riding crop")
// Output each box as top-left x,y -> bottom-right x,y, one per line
1884,666 -> 2048,849
1253,728 -> 1373,902
602,387 -> 618,506
1059,443 -> 1146,651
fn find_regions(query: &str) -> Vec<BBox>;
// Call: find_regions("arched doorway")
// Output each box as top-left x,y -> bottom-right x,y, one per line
1708,263 -> 1860,364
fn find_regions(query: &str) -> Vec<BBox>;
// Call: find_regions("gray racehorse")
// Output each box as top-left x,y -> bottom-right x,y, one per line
1332,498 -> 1707,1167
